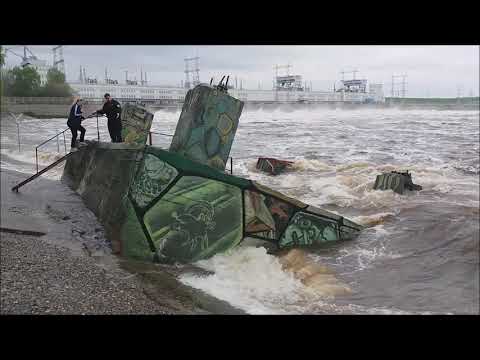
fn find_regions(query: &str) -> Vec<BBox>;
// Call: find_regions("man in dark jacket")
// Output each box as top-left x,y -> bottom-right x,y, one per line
67,98 -> 86,149
95,93 -> 123,142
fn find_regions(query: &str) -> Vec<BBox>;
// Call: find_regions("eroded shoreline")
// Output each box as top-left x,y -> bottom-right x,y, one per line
0,168 -> 245,315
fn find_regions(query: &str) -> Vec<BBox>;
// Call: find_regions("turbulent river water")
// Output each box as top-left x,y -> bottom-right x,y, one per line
1,106 -> 479,314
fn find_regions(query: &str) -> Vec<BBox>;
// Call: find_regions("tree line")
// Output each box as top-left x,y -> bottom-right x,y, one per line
1,46 -> 72,98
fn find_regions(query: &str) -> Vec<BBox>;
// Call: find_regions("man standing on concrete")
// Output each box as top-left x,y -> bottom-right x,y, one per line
67,98 -> 86,149
94,93 -> 123,143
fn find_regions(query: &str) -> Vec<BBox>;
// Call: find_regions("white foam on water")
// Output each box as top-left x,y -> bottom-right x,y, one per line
351,212 -> 397,227
1,148 -> 65,166
179,244 -> 417,314
180,246 -> 305,314
290,158 -> 333,172
332,226 -> 403,272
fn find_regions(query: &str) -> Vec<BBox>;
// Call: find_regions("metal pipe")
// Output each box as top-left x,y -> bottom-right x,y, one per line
149,131 -> 173,137
63,132 -> 67,153
149,132 -> 152,145
230,157 -> 233,174
35,148 -> 38,173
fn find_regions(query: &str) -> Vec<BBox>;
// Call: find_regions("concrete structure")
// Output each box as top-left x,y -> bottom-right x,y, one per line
61,85 -> 363,264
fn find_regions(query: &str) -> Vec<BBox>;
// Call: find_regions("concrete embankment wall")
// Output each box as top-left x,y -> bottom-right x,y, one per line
1,97 -> 102,118
385,97 -> 480,110
2,97 -> 72,118
61,142 -> 145,255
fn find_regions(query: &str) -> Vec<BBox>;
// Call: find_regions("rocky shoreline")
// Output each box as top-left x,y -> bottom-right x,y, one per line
0,168 -> 244,315
1,232 -> 173,314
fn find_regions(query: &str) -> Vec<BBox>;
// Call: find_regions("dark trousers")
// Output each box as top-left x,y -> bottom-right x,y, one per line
69,123 -> 86,147
107,119 -> 123,143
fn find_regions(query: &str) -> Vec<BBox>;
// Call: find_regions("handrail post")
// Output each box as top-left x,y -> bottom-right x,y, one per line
63,131 -> 67,153
35,148 -> 38,174
96,114 -> 100,141
56,134 -> 60,153
16,121 -> 21,152
149,131 -> 152,146
230,157 -> 233,175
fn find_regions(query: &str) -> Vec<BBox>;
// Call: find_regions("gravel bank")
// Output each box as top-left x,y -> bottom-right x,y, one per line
1,169 -> 244,315
0,232 -> 173,314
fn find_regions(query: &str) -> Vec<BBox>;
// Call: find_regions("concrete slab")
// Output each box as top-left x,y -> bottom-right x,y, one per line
0,213 -> 47,236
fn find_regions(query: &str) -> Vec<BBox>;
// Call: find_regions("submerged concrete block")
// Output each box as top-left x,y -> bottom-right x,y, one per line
373,170 -> 422,195
256,157 -> 294,175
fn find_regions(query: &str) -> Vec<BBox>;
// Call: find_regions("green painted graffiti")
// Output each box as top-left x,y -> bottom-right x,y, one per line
121,104 -> 154,146
279,212 -> 340,247
169,85 -> 243,171
130,154 -> 178,209
143,176 -> 243,262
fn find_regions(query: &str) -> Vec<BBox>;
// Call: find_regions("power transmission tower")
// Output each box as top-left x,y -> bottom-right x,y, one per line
456,85 -> 463,98
52,46 -> 65,74
391,74 -> 407,98
400,74 -> 407,98
274,64 -> 292,78
184,56 -> 200,89
341,68 -> 358,81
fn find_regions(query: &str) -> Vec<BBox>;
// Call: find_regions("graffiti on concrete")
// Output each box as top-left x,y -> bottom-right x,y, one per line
143,175 -> 243,262
62,86 -> 364,264
279,212 -> 339,247
169,85 -> 243,171
244,189 -> 296,241
121,104 -> 154,146
130,154 -> 178,208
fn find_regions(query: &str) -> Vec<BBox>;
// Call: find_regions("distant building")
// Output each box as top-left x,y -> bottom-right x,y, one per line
275,74 -> 304,91
337,79 -> 368,93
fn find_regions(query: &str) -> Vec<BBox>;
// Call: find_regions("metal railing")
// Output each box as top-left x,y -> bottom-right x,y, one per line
148,130 -> 173,145
35,128 -> 69,173
228,156 -> 233,175
33,121 -> 235,175
34,116 -> 101,173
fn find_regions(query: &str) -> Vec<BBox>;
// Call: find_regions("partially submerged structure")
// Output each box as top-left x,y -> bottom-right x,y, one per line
373,170 -> 422,195
256,157 -> 294,175
62,82 -> 364,264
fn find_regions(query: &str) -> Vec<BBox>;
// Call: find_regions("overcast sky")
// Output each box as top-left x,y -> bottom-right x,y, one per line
3,45 -> 479,97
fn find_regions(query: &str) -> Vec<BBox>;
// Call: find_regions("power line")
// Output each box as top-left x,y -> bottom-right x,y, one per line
52,46 -> 65,74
